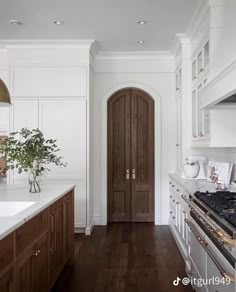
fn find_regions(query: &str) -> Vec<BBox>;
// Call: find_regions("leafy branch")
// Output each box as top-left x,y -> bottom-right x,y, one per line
0,128 -> 67,177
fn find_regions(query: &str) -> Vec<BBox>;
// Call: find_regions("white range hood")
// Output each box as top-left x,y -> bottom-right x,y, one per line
200,60 -> 236,109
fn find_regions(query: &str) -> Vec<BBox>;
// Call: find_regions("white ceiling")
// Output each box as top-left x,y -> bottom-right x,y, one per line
0,0 -> 199,51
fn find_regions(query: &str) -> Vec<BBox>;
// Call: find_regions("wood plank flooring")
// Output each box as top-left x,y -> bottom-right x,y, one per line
52,224 -> 193,292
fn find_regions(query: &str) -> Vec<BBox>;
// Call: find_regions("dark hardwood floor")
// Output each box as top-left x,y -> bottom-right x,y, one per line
52,224 -> 193,292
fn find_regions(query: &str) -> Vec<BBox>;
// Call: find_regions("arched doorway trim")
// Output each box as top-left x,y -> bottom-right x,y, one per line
100,82 -> 162,225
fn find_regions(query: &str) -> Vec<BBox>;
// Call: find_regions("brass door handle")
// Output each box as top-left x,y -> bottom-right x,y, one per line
132,169 -> 136,180
126,169 -> 130,180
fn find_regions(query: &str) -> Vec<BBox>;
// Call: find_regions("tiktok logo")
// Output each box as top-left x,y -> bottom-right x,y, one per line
173,277 -> 181,286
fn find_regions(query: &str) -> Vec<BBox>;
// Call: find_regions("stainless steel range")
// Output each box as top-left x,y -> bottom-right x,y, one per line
182,191 -> 236,273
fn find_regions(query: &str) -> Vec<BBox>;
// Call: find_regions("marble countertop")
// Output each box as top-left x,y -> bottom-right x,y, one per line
0,183 -> 75,240
169,173 -> 223,195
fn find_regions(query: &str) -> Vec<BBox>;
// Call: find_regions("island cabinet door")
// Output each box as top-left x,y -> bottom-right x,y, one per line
63,191 -> 74,261
49,197 -> 64,287
0,269 -> 14,292
16,233 -> 48,292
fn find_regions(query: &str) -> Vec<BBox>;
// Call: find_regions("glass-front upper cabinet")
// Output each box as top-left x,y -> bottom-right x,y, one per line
176,68 -> 182,91
204,41 -> 209,68
192,60 -> 197,81
192,90 -> 197,139
192,83 -> 210,141
192,40 -> 210,82
197,52 -> 203,74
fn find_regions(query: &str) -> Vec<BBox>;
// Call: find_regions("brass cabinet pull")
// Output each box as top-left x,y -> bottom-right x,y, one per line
32,251 -> 38,257
132,169 -> 136,180
126,169 -> 130,180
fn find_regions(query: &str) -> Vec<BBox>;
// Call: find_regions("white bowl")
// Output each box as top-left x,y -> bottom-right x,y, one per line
183,164 -> 200,178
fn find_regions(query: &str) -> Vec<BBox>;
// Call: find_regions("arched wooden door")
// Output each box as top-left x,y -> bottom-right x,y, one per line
108,88 -> 154,222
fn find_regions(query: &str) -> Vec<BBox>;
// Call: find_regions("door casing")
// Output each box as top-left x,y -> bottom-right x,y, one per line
100,83 -> 162,225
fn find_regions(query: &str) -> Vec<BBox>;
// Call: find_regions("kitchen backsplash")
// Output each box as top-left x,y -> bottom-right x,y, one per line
193,148 -> 236,182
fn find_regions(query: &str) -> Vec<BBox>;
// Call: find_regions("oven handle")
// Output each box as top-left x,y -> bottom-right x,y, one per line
181,194 -> 197,209
185,218 -> 235,283
182,195 -> 236,247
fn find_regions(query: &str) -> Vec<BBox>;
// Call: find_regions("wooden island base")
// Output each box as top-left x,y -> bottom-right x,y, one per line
0,189 -> 74,292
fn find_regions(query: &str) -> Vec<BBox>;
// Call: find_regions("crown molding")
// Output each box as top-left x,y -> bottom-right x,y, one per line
170,33 -> 190,56
95,51 -> 173,61
0,39 -> 95,49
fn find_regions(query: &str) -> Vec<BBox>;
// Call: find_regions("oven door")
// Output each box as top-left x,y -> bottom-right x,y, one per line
186,218 -> 236,292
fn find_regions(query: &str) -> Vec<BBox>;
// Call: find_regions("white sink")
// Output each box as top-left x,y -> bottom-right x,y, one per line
0,202 -> 36,217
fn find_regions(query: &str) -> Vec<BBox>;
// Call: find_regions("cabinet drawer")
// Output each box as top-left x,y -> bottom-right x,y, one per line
16,209 -> 48,257
0,234 -> 14,271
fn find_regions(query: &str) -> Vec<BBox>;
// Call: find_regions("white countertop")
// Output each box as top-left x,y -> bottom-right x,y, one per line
169,173 -> 219,194
0,183 -> 75,240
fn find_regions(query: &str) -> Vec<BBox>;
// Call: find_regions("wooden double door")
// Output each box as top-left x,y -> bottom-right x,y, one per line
108,88 -> 154,222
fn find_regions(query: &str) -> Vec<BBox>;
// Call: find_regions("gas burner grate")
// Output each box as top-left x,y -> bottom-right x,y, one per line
194,191 -> 236,227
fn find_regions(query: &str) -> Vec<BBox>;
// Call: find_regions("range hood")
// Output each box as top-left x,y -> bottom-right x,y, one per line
200,60 -> 236,109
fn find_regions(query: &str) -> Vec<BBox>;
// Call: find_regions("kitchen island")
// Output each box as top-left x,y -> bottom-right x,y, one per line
0,184 -> 75,292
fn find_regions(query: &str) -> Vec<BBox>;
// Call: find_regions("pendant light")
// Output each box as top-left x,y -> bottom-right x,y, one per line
0,79 -> 11,106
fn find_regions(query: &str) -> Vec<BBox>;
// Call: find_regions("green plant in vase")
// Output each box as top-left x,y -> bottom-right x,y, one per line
0,128 -> 67,193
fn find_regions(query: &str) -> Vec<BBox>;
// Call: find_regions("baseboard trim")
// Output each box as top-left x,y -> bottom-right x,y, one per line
85,220 -> 95,235
74,227 -> 85,234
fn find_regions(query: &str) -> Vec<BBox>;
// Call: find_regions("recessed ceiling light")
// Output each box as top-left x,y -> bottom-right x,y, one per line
10,19 -> 23,25
53,20 -> 64,25
137,20 -> 147,25
137,40 -> 144,44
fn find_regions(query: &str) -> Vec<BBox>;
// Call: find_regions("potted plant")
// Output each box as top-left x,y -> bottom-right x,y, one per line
0,128 -> 67,193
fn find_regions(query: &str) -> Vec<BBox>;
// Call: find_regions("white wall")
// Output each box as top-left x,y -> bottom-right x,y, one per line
93,53 -> 176,225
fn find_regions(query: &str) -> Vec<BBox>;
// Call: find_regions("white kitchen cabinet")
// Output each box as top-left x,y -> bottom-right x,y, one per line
176,91 -> 182,174
8,98 -> 87,228
9,99 -> 39,132
169,179 -> 189,261
38,99 -> 87,228
11,66 -> 87,97
192,40 -> 209,84
192,83 -> 210,145
9,99 -> 39,183
181,206 -> 188,246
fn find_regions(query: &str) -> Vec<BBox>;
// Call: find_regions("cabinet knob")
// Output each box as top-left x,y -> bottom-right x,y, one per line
169,195 -> 172,198
176,189 -> 180,192
173,199 -> 175,203
32,251 -> 38,257
172,216 -> 175,219
170,211 -> 173,214
169,182 -> 172,185
172,185 -> 175,188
